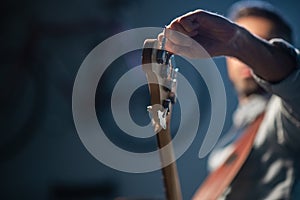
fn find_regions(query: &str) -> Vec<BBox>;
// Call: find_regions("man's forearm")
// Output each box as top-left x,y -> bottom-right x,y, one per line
229,25 -> 297,82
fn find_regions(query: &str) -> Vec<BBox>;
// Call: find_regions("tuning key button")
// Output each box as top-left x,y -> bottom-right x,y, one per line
156,50 -> 172,65
169,92 -> 176,104
162,99 -> 171,109
156,49 -> 166,64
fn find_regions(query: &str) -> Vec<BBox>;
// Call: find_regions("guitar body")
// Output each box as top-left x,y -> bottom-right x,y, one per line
193,113 -> 265,200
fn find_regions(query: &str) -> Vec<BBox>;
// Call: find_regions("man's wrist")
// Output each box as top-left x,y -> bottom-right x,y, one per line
226,25 -> 251,58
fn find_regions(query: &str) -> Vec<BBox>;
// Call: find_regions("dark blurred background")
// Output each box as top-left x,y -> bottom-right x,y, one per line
1,0 -> 299,199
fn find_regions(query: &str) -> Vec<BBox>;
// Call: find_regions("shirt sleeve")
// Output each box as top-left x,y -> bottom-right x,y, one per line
252,38 -> 300,151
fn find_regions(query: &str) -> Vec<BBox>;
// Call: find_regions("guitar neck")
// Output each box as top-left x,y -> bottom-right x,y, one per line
142,39 -> 182,200
157,118 -> 182,200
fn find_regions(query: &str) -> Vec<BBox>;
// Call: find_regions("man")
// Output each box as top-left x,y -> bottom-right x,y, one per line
158,1 -> 300,199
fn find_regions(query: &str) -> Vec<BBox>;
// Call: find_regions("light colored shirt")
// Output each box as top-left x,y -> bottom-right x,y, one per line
208,39 -> 300,200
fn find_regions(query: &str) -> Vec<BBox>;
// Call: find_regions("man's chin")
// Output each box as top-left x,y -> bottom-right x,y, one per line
235,80 -> 265,97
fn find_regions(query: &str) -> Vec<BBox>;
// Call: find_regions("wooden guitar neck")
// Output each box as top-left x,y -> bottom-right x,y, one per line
142,39 -> 182,200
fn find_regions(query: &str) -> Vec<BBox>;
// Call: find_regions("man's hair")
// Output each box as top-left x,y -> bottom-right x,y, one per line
227,0 -> 293,43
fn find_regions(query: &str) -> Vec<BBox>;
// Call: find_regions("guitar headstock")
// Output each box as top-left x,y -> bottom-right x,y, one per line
141,36 -> 183,200
142,38 -> 178,132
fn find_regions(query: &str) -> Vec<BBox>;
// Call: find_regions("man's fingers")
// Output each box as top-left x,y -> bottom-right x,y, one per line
178,17 -> 200,34
157,33 -> 186,55
158,28 -> 200,51
158,29 -> 191,48
157,30 -> 209,58
168,19 -> 198,37
168,22 -> 190,36
165,28 -> 198,47
164,38 -> 190,57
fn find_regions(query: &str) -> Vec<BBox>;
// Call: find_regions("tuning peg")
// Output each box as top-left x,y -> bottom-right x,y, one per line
147,105 -> 167,131
163,99 -> 171,110
156,50 -> 172,65
169,92 -> 176,104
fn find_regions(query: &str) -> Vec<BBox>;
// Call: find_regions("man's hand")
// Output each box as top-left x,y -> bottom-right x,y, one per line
158,9 -> 297,82
158,10 -> 239,58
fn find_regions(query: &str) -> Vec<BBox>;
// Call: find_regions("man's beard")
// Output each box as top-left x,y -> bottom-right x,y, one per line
234,78 -> 266,98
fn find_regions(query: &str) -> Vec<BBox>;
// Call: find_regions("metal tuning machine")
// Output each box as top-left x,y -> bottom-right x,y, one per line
143,27 -> 179,131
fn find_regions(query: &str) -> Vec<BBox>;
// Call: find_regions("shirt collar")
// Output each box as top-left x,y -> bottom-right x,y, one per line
233,94 -> 269,128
